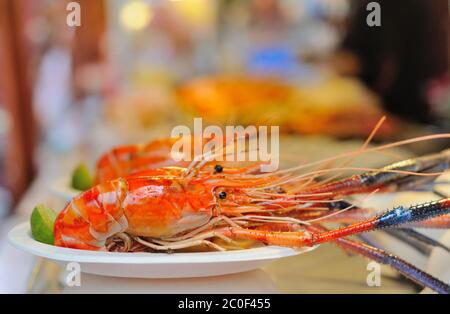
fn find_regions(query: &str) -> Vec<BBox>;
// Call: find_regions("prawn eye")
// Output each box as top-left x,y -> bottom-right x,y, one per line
214,165 -> 224,174
218,191 -> 227,200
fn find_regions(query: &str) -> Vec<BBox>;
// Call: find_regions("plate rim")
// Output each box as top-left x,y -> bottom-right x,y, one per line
8,222 -> 317,265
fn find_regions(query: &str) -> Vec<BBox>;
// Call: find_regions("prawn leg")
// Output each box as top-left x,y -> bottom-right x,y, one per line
296,208 -> 450,229
244,222 -> 450,293
220,198 -> 450,247
304,150 -> 450,196
307,225 -> 450,294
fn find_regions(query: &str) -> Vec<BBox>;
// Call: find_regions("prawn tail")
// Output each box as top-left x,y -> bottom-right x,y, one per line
54,179 -> 129,250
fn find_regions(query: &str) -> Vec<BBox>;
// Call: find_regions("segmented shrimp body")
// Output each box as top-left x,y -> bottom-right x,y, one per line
94,137 -> 261,184
54,175 -> 218,250
94,138 -> 186,184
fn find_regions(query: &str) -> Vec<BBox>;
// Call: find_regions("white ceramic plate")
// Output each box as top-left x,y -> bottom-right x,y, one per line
50,177 -> 79,201
8,222 -> 317,279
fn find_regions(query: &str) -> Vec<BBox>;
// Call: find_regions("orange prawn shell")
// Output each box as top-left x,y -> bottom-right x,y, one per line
54,176 -> 217,250
93,136 -> 264,184
123,177 -> 215,238
54,180 -> 128,250
94,139 -> 184,184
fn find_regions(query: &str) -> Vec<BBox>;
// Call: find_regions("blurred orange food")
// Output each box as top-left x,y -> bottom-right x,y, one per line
177,75 -> 293,126
176,75 -> 396,139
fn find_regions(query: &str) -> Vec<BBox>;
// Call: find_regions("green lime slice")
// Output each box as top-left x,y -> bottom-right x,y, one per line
71,163 -> 93,191
30,205 -> 57,245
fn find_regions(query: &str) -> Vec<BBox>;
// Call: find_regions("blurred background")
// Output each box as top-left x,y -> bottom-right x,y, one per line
0,0 -> 449,216
0,0 -> 450,294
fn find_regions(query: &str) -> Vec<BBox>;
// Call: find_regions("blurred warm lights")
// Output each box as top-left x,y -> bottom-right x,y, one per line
170,0 -> 214,28
120,1 -> 153,31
